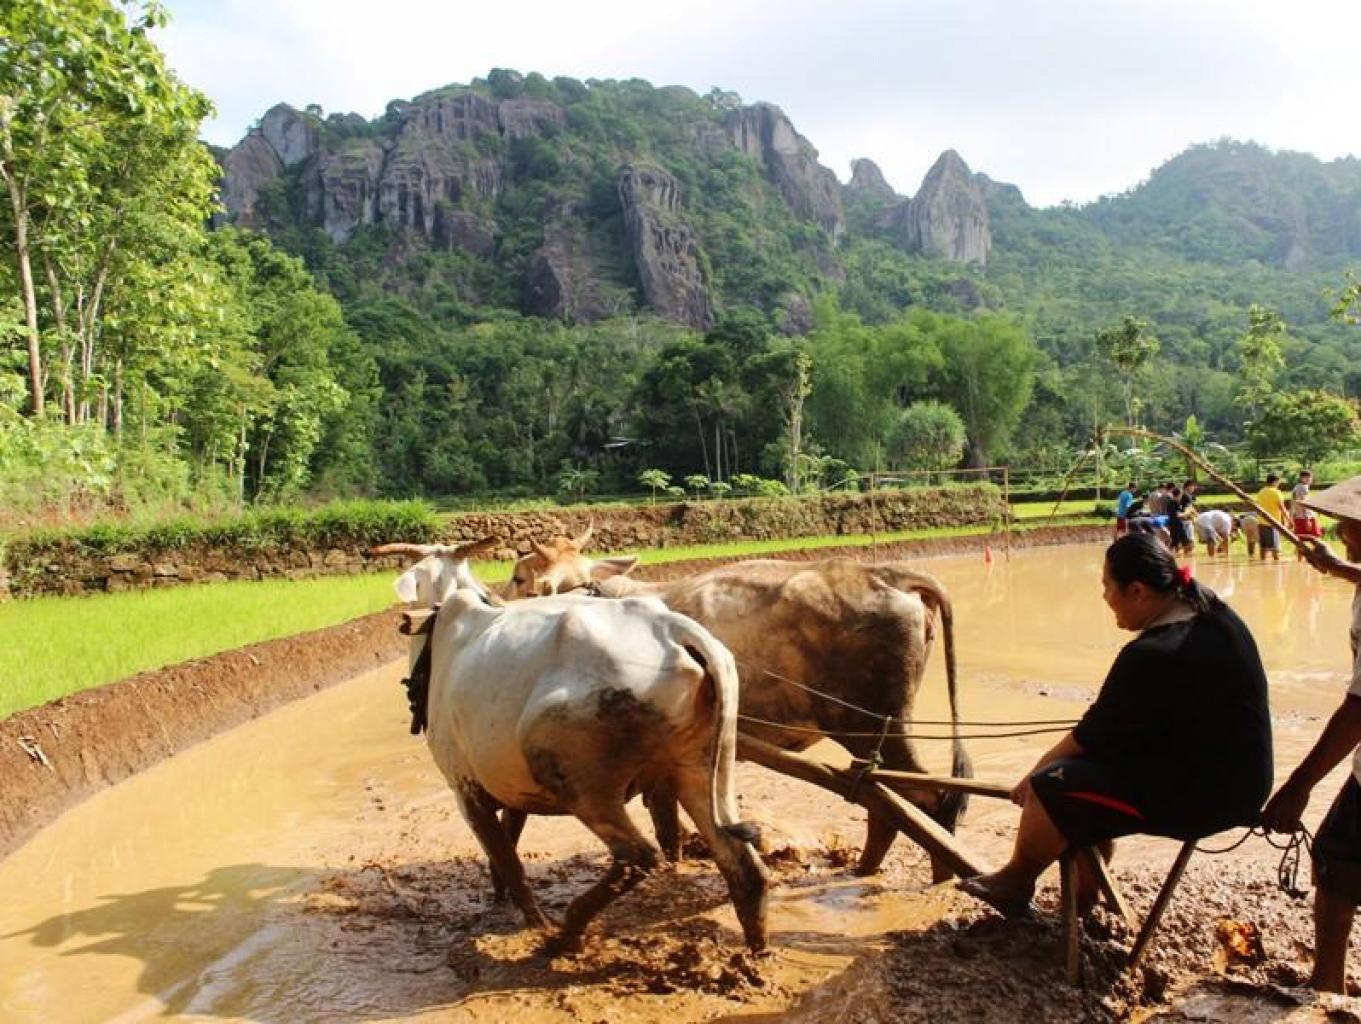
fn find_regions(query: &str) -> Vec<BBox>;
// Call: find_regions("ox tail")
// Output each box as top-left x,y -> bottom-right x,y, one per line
936,589 -> 973,832
873,564 -> 973,832
678,624 -> 761,846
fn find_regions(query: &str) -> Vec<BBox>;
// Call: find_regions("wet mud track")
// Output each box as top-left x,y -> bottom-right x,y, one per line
5,538 -> 1361,1021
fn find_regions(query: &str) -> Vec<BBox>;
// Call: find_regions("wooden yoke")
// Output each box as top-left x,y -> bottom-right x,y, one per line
400,607 -> 438,636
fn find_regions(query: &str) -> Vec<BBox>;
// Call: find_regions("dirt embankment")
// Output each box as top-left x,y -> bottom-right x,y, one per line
0,524 -> 1099,862
0,609 -> 405,860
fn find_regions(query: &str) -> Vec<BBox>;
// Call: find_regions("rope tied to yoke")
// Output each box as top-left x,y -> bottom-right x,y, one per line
845,714 -> 894,803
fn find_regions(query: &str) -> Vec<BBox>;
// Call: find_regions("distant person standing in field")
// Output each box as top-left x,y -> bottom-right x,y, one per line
1263,474 -> 1361,992
1115,482 -> 1139,539
1239,513 -> 1260,557
1256,473 -> 1289,562
1293,470 -> 1324,560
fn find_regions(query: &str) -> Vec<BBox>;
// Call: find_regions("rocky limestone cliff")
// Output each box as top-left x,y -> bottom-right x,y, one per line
890,150 -> 992,266
847,158 -> 898,201
218,133 -> 282,228
259,104 -> 318,167
725,104 -> 844,241
216,104 -> 318,227
524,207 -> 615,321
618,164 -> 712,329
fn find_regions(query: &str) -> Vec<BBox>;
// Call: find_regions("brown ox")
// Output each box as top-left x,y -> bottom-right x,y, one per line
505,538 -> 970,878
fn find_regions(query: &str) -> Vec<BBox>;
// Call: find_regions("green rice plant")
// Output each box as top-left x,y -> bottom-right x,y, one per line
0,574 -> 394,719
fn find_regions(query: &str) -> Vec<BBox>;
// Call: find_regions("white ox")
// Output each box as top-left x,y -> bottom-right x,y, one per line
504,532 -> 971,880
378,539 -> 768,952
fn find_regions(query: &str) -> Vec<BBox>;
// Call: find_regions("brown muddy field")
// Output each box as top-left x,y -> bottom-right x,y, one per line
4,531 -> 1361,1022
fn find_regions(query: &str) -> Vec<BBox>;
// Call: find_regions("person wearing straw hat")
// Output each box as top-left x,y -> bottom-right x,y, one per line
1263,474 -> 1361,992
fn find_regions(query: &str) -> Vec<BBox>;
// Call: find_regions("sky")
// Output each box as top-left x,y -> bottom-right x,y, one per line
156,0 -> 1361,208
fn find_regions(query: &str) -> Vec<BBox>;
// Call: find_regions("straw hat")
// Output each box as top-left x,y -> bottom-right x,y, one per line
1302,474 -> 1361,523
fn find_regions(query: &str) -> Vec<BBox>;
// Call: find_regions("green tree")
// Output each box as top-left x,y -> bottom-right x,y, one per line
1094,315 -> 1160,427
555,462 -> 598,503
1247,390 -> 1359,464
934,314 -> 1037,467
637,467 -> 671,505
889,401 -> 967,471
1236,304 -> 1287,425
0,0 -> 215,418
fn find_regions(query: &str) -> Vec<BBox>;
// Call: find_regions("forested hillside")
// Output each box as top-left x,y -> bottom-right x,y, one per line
3,2 -> 1360,521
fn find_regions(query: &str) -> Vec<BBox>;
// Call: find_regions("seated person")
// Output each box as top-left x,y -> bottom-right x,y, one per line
959,534 -> 1274,915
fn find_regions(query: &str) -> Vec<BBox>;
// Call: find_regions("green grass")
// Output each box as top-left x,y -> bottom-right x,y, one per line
0,574 -> 402,719
0,515 -> 1102,720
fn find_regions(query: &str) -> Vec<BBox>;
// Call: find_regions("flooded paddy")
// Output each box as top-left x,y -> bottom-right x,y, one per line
2,543 -> 1358,1022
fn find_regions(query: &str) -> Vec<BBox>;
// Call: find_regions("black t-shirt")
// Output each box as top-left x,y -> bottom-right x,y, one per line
1073,604 -> 1273,820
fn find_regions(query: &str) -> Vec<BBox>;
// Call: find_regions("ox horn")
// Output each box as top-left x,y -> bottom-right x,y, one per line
373,537 -> 498,561
453,536 -> 499,560
573,518 -> 595,550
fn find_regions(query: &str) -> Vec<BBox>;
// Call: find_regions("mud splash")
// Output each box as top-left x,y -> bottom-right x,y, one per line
2,544 -> 1360,1022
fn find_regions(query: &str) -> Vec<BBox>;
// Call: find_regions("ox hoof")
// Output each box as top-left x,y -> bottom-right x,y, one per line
541,930 -> 587,957
851,862 -> 881,878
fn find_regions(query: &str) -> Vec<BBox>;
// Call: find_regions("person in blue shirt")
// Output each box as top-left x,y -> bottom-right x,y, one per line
1114,482 -> 1139,539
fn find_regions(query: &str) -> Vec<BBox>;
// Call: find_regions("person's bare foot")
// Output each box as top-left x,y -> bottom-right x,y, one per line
957,873 -> 1036,918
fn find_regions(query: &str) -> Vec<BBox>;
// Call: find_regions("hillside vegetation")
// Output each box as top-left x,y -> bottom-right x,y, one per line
2,2 -> 1359,525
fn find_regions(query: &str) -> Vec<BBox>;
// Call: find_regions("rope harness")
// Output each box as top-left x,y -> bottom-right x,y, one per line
1196,823 -> 1314,900
399,604 -> 438,735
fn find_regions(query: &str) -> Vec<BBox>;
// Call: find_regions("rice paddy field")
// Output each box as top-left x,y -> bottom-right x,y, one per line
0,510 -> 1108,721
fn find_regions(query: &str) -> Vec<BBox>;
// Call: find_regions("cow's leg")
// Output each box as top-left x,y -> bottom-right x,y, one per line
841,729 -> 936,876
490,808 -> 529,903
643,780 -> 684,861
457,784 -> 549,929
553,805 -> 659,953
673,770 -> 769,952
843,728 -> 968,881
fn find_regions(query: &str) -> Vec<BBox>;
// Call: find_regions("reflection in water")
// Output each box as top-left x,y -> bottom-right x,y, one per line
0,544 -> 1355,1022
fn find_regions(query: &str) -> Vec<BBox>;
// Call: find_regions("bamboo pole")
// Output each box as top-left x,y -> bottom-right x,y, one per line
1045,447 -> 1096,525
1103,426 -> 1305,551
848,765 -> 1013,800
1003,464 -> 1013,562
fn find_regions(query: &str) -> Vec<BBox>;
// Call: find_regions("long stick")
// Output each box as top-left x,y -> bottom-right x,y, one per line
1045,446 -> 1096,525
1103,426 -> 1305,550
848,764 -> 1013,800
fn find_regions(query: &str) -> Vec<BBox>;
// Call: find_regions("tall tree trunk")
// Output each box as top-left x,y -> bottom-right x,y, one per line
79,246 -> 113,426
690,398 -> 711,479
7,177 -> 44,416
41,254 -> 75,423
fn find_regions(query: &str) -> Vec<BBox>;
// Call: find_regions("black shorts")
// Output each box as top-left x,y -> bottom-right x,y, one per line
1313,776 -> 1361,904
1260,525 -> 1279,551
1029,757 -> 1251,849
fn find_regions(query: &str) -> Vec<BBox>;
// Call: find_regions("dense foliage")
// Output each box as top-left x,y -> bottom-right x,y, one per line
2,12 -> 1359,523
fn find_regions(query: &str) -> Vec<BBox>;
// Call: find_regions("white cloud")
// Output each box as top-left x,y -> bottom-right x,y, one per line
157,0 -> 1361,206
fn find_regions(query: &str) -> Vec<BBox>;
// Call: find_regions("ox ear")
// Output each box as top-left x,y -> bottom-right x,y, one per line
394,555 -> 440,604
590,556 -> 639,581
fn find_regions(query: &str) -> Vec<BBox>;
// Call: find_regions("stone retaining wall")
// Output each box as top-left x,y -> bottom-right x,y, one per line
7,486 -> 1005,598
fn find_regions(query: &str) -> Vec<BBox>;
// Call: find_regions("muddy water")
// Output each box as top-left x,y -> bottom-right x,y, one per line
1,544 -> 1355,1023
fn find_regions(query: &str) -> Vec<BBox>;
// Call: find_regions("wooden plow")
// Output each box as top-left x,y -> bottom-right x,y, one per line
737,734 -> 1147,984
